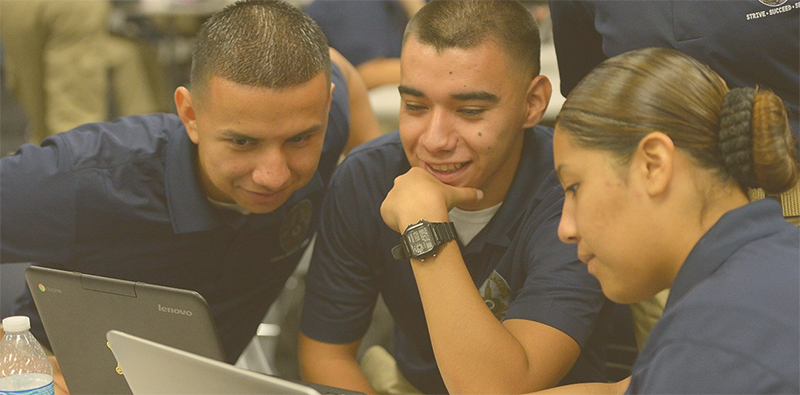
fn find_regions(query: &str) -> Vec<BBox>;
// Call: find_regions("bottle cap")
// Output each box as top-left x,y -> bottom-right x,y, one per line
2,316 -> 31,332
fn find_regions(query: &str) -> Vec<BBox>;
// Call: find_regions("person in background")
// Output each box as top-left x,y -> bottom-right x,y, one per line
0,0 -> 178,146
304,0 -> 425,90
0,0 -> 378,393
298,1 -> 611,394
536,47 -> 798,394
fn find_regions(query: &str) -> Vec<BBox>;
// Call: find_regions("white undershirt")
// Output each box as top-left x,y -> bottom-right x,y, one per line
207,198 -> 251,215
448,202 -> 503,246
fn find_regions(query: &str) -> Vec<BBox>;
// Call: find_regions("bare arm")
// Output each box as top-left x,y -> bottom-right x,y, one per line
329,48 -> 381,154
533,377 -> 631,395
298,332 -> 376,395
380,168 -> 582,394
408,243 -> 581,393
355,58 -> 401,90
50,355 -> 69,395
397,0 -> 425,18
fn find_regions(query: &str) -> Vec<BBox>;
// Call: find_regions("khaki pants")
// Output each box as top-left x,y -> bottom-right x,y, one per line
1,0 -> 111,144
361,346 -> 422,395
0,0 -> 166,144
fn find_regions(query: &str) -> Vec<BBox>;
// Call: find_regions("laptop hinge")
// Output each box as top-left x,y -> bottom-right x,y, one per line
80,273 -> 137,297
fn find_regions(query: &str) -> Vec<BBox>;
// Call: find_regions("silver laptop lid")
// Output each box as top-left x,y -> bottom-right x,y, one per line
106,330 -> 321,395
25,266 -> 226,395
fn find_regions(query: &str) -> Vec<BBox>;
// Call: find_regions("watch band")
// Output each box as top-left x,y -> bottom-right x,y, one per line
391,220 -> 457,260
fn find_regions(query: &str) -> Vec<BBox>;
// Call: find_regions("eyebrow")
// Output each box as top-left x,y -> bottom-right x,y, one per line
219,124 -> 323,142
451,91 -> 499,103
398,85 -> 423,97
398,85 -> 500,104
220,130 -> 255,140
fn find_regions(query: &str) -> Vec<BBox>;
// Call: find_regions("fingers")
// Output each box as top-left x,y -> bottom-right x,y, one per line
49,355 -> 70,395
444,184 -> 483,209
380,168 -> 485,233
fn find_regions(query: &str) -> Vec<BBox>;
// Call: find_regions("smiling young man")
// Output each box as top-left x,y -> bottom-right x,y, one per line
0,0 -> 379,377
298,1 -> 611,394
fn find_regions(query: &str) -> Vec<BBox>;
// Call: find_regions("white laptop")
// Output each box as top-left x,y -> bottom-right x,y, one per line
107,330 -> 325,395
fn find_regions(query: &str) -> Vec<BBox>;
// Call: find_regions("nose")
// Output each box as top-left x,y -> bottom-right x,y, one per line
419,109 -> 457,153
558,197 -> 579,244
251,149 -> 291,191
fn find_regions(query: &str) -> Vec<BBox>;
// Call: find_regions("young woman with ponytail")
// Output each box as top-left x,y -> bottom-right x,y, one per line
538,47 -> 799,394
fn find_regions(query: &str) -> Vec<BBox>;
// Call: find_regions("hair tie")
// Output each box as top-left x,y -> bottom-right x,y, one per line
719,87 -> 758,189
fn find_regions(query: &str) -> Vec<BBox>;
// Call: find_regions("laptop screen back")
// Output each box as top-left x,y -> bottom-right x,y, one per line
106,330 -> 321,395
25,266 -> 226,395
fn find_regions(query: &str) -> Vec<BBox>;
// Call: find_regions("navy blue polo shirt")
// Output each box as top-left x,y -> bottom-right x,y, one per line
550,0 -> 800,138
0,64 -> 350,363
626,199 -> 800,394
301,127 -> 611,394
304,0 -> 407,67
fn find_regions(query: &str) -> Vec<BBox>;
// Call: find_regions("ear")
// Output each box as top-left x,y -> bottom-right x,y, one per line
522,75 -> 552,128
631,132 -> 675,197
328,82 -> 335,109
174,86 -> 199,144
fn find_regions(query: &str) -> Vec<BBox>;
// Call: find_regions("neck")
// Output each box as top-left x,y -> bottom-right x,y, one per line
663,176 -> 750,285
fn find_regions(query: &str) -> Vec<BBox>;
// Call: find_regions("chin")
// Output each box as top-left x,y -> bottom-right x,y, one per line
603,285 -> 656,305
247,200 -> 288,214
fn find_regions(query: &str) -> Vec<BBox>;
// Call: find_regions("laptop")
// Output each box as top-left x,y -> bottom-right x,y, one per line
25,265 -> 228,395
26,266 -> 363,395
107,330 -> 323,395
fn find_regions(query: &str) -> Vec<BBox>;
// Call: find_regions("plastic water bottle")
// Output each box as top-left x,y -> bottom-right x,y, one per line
0,316 -> 54,395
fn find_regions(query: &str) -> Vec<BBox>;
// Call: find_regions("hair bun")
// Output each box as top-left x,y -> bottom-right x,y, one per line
719,87 -> 759,189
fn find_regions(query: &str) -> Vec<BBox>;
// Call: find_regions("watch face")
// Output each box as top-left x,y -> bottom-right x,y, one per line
408,226 -> 434,256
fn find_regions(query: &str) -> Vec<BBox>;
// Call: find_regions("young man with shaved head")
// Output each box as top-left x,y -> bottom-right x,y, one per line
298,1 -> 610,394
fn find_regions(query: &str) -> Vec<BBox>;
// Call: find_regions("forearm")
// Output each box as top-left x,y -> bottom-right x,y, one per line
411,244 -> 549,394
355,58 -> 401,90
532,377 -> 631,395
298,334 -> 376,395
397,0 -> 425,18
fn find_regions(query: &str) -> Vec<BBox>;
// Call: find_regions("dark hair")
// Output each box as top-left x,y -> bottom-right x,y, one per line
557,47 -> 798,194
190,0 -> 330,105
403,0 -> 541,77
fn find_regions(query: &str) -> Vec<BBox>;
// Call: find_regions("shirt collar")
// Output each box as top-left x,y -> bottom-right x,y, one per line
165,126 -> 221,233
666,198 -> 786,310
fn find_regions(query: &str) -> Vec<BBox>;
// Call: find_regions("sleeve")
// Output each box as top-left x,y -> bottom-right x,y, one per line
550,0 -> 607,97
626,341 -> 799,394
0,137 -> 78,263
299,151 -> 386,344
503,176 -> 607,349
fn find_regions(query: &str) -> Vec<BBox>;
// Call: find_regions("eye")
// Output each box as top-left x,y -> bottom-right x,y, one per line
458,108 -> 485,117
287,134 -> 309,144
564,183 -> 579,196
230,138 -> 251,147
403,103 -> 426,112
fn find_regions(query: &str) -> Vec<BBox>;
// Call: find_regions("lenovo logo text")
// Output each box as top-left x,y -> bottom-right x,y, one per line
158,304 -> 193,316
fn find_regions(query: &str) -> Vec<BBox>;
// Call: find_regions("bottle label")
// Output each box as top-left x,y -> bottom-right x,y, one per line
0,377 -> 54,395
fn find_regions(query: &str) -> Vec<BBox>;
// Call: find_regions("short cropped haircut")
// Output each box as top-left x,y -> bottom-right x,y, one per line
190,0 -> 330,105
403,0 -> 541,77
